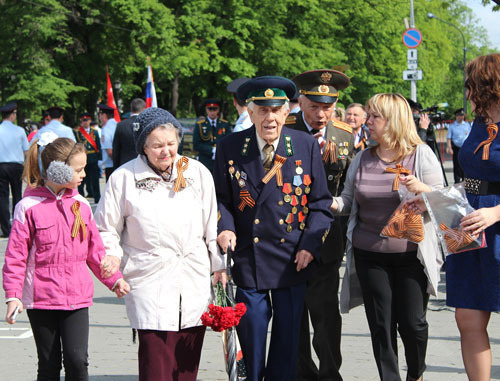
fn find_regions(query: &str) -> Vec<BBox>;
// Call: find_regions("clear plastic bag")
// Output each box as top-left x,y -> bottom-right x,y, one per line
422,183 -> 486,255
381,189 -> 425,243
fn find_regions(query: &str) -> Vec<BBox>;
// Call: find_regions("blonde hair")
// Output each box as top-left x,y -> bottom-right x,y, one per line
365,93 -> 422,161
23,138 -> 86,188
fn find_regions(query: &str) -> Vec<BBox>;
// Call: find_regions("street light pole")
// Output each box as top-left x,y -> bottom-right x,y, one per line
427,12 -> 467,115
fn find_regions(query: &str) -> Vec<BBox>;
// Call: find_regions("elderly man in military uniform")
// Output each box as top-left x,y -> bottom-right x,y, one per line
0,102 -> 29,237
193,98 -> 230,172
214,76 -> 333,381
75,112 -> 102,203
285,69 -> 353,381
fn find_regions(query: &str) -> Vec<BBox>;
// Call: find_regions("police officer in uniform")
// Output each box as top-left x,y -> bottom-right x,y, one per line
215,76 -> 333,381
75,112 -> 102,203
0,102 -> 29,237
193,99 -> 230,172
285,69 -> 353,381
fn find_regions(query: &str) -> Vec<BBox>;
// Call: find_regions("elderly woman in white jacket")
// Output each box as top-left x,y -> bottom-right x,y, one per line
94,107 -> 226,381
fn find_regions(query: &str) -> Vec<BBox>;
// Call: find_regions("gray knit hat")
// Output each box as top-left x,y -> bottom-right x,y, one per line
134,107 -> 183,155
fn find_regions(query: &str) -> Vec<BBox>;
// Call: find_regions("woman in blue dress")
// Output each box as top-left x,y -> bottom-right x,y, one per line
446,53 -> 500,381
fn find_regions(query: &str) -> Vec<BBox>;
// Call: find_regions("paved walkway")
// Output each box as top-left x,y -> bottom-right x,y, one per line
1,147 -> 500,380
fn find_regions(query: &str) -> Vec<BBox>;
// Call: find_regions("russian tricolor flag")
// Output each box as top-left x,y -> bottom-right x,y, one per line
146,62 -> 157,108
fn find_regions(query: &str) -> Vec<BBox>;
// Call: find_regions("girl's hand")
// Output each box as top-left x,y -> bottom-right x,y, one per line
100,255 -> 121,278
5,300 -> 23,325
213,270 -> 227,288
461,206 -> 500,236
113,279 -> 130,298
399,175 -> 431,194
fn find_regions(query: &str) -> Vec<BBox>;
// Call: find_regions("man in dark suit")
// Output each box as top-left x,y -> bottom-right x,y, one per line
285,69 -> 353,381
193,98 -> 230,172
112,98 -> 146,169
214,76 -> 333,381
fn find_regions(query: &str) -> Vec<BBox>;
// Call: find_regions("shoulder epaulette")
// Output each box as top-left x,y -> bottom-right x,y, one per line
196,117 -> 206,124
333,120 -> 352,134
219,118 -> 228,123
285,115 -> 297,125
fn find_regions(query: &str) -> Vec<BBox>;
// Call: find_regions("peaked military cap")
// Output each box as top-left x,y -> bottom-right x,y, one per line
204,98 -> 221,108
97,103 -> 115,112
80,112 -> 92,120
454,108 -> 465,115
0,101 -> 17,113
292,69 -> 350,104
237,76 -> 297,107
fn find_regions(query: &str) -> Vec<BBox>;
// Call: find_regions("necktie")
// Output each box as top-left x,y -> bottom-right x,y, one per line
262,144 -> 274,172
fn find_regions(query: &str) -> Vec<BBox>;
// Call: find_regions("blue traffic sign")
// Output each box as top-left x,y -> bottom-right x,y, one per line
402,28 -> 422,48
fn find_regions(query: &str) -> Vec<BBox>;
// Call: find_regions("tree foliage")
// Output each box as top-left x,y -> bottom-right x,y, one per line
0,0 -> 497,125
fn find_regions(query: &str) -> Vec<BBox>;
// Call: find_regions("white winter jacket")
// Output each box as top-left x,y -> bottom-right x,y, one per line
94,155 -> 225,331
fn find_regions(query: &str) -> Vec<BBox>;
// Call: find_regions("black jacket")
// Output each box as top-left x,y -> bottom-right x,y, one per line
113,115 -> 138,169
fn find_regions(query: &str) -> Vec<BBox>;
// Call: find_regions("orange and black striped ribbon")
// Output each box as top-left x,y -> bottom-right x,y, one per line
71,201 -> 87,240
385,164 -> 410,191
440,223 -> 475,253
173,157 -> 189,192
474,124 -> 498,160
354,137 -> 366,151
322,140 -> 337,164
262,155 -> 287,186
238,190 -> 256,211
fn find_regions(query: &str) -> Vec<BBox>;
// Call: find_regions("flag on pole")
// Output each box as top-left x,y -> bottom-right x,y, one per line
146,58 -> 157,108
106,66 -> 121,122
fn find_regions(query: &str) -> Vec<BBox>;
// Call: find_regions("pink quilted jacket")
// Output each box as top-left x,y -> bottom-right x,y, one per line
2,186 -> 122,310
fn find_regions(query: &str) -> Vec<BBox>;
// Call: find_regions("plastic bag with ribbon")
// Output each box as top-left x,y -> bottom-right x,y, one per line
381,186 -> 425,243
422,183 -> 486,255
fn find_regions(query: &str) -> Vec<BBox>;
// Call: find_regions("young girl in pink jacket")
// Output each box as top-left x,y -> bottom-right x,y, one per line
2,131 -> 130,380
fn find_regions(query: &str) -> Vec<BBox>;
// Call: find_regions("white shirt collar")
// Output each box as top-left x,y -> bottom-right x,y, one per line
302,113 -> 325,136
255,131 -> 279,161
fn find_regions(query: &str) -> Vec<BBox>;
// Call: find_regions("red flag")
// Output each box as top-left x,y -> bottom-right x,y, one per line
106,67 -> 121,122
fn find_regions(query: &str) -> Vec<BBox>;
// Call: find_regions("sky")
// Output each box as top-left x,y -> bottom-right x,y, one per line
466,0 -> 500,50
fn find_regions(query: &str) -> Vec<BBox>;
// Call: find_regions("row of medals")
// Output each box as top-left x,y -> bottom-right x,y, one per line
227,160 -> 310,233
282,161 -> 310,232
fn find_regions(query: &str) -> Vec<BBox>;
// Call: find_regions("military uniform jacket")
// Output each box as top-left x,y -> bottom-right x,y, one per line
286,112 -> 354,264
75,127 -> 102,164
214,126 -> 333,290
193,117 -> 230,171
285,112 -> 354,197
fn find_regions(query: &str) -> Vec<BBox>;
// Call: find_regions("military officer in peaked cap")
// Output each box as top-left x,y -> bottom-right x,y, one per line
0,102 -> 29,237
214,76 -> 333,381
75,112 -> 102,203
285,69 -> 354,381
193,98 -> 231,172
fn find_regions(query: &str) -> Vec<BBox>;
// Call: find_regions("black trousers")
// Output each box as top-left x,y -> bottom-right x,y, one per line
0,162 -> 23,236
451,142 -> 464,183
297,260 -> 342,381
354,248 -> 429,381
27,308 -> 89,381
78,162 -> 100,203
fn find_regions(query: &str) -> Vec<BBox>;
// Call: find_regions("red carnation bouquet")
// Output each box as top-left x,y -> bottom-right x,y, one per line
201,281 -> 246,332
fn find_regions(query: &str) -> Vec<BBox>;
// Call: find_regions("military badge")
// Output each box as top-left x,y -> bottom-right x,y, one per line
318,85 -> 329,93
320,72 -> 332,82
264,88 -> 274,97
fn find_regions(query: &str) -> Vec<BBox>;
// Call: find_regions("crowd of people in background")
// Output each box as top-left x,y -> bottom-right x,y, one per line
1,52 -> 499,381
